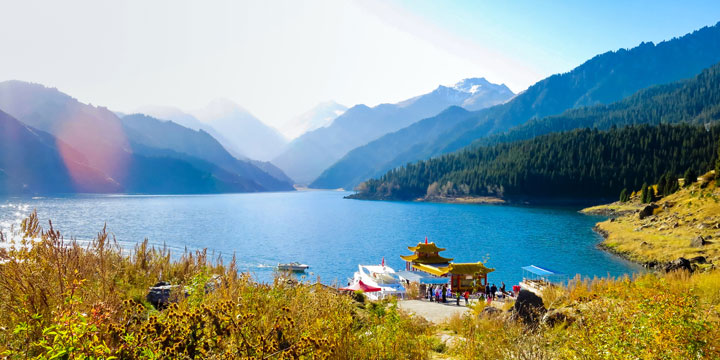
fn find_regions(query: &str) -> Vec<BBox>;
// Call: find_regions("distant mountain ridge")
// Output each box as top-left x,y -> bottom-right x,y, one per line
121,114 -> 294,191
0,81 -> 294,194
280,101 -> 347,140
191,98 -> 288,161
0,110 -> 119,194
312,22 -> 720,190
272,77 -> 514,185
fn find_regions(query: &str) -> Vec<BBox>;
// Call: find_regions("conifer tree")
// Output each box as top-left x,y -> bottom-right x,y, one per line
683,168 -> 696,188
641,183 -> 650,203
619,188 -> 628,202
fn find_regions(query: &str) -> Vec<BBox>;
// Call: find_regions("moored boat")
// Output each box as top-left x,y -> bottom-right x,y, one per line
277,262 -> 309,272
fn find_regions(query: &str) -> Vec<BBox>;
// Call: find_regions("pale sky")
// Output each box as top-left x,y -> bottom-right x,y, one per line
0,0 -> 718,129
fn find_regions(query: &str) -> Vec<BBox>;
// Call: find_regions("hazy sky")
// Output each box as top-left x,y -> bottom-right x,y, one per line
1,0 -> 719,129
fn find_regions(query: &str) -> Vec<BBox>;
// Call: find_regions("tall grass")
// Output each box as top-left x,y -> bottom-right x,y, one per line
448,271 -> 720,359
0,212 -> 432,359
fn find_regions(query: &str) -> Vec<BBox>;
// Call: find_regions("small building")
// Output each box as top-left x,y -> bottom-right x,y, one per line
400,238 -> 494,292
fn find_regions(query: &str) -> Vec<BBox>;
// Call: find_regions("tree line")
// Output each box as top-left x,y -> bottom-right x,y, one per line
352,124 -> 720,201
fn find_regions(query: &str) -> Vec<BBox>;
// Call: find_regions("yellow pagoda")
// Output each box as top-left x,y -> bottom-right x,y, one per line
401,238 -> 494,292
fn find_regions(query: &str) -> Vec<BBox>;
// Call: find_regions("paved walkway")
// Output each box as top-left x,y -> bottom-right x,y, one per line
397,300 -> 473,324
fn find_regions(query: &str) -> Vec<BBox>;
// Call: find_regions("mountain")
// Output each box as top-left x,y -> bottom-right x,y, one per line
280,101 -> 347,140
120,114 -> 294,191
314,22 -> 720,190
351,124 -> 719,202
134,105 -> 208,131
190,99 -> 288,161
0,81 -> 291,194
0,110 -> 120,194
351,61 -> 720,201
273,77 -> 514,185
476,61 -> 720,147
133,105 -> 245,159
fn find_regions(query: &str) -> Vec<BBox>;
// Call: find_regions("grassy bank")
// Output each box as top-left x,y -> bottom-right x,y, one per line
582,176 -> 720,266
442,271 -> 720,359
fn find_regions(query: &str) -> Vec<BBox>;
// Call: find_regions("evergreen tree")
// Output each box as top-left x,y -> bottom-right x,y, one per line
641,183 -> 650,203
619,188 -> 629,202
657,174 -> 667,196
683,168 -> 697,187
665,172 -> 679,195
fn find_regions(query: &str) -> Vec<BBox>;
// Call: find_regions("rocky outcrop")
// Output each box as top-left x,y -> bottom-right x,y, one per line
663,257 -> 692,273
638,204 -> 658,220
542,308 -> 577,327
512,290 -> 546,324
147,281 -> 180,310
690,236 -> 708,248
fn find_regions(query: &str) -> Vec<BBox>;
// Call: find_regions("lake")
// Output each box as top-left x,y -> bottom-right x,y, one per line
0,190 -> 642,286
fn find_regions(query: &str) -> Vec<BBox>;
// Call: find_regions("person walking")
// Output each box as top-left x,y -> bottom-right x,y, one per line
441,285 -> 447,303
456,291 -> 461,306
463,290 -> 470,305
428,285 -> 433,301
490,283 -> 498,300
484,283 -> 491,300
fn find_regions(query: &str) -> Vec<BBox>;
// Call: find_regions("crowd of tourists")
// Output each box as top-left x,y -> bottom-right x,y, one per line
423,281 -> 512,306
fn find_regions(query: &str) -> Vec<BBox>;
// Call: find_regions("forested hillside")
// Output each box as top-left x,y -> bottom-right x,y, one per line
315,22 -> 720,190
351,124 -> 719,201
477,61 -> 720,147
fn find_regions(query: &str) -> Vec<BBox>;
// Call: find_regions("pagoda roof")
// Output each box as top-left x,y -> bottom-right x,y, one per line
411,262 -> 495,276
400,253 -> 453,264
407,242 -> 446,253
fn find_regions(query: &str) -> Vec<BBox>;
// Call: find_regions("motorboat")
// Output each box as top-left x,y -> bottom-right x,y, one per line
350,259 -> 406,300
277,262 -> 309,272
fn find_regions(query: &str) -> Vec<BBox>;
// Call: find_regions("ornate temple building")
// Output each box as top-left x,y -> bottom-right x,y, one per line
400,238 -> 494,292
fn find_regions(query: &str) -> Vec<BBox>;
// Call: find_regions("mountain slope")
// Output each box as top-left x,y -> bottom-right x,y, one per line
476,61 -> 720,147
351,124 -> 719,201
0,81 -> 290,194
317,22 -> 720,190
273,77 -> 514,185
121,114 -> 294,191
0,110 -> 120,194
191,99 -> 288,161
280,101 -> 347,140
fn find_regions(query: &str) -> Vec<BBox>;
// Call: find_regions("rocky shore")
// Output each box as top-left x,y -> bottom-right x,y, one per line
583,180 -> 719,273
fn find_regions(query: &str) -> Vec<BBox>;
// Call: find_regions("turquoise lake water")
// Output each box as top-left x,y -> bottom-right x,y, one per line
0,190 -> 642,286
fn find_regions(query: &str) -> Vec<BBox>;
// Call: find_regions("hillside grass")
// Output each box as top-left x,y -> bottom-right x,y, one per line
0,212 -> 433,359
444,271 -> 720,359
589,176 -> 720,264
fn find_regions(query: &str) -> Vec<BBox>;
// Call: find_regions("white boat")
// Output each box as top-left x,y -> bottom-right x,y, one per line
277,262 -> 309,272
351,260 -> 406,300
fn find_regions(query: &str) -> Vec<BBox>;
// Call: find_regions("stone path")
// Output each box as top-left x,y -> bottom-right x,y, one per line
397,299 -> 473,324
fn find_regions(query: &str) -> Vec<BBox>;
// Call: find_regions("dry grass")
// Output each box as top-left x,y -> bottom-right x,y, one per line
445,271 -> 720,359
0,212 -> 433,359
590,180 -> 720,264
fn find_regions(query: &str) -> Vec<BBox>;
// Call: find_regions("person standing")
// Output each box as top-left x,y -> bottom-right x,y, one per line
484,283 -> 491,300
427,285 -> 433,301
456,291 -> 461,306
490,283 -> 498,300
463,290 -> 470,305
441,285 -> 447,303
